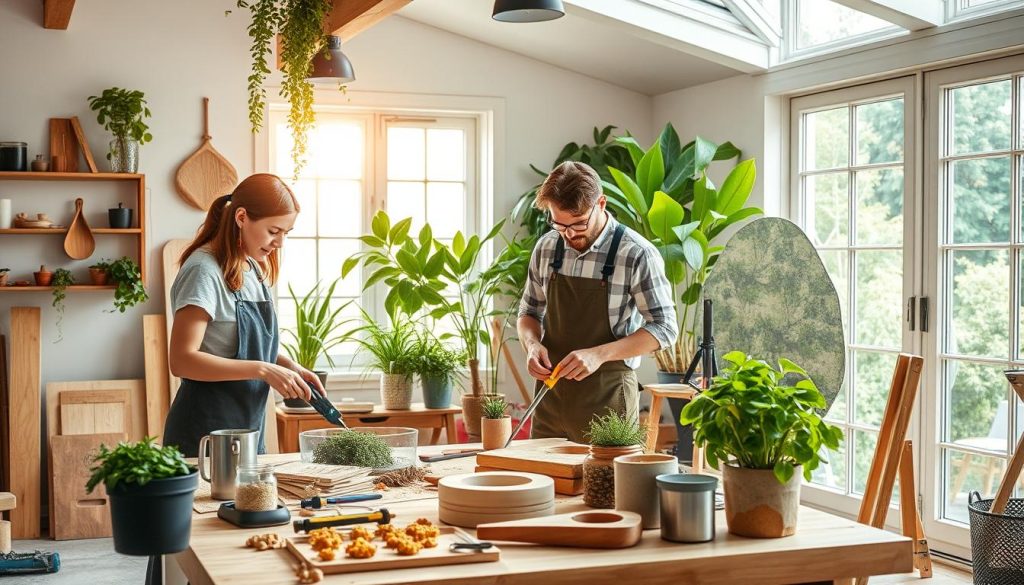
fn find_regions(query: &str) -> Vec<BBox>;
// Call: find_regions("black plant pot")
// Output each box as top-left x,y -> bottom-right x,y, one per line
656,370 -> 694,466
283,371 -> 328,408
107,470 -> 198,556
108,203 -> 133,229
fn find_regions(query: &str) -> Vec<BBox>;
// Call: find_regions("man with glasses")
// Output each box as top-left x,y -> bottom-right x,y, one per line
517,161 -> 678,443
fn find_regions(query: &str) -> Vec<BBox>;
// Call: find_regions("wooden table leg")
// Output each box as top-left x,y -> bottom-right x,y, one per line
430,426 -> 442,445
646,395 -> 663,453
445,413 -> 458,444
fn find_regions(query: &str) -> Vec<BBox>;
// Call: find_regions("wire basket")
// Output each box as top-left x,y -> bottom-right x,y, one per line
968,491 -> 1024,585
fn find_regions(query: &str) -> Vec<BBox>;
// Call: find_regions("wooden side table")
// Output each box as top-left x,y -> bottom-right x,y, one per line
275,403 -> 462,453
643,383 -> 704,473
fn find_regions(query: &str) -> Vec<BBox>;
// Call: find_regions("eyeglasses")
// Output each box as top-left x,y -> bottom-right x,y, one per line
548,205 -> 597,232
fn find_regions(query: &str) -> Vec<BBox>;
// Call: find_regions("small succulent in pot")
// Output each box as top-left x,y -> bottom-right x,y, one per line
89,258 -> 111,286
583,410 -> 646,508
481,395 -> 509,420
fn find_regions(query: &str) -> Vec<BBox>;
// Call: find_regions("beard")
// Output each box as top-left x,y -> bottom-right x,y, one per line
566,233 -> 591,251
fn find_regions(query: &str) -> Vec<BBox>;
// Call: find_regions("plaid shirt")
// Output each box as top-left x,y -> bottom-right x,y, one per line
518,213 -> 678,369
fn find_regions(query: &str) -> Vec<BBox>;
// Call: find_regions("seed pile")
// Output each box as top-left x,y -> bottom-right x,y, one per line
235,481 -> 278,511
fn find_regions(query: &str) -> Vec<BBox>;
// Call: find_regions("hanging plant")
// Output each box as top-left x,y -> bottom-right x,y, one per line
51,268 -> 74,343
236,0 -> 332,177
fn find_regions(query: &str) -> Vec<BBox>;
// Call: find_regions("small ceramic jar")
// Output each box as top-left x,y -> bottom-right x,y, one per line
30,154 -> 49,172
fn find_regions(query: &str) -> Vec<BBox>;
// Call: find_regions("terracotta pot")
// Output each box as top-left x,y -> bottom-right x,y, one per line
614,453 -> 679,528
460,395 -> 485,439
33,265 -> 52,286
584,444 -> 643,508
722,463 -> 801,538
380,373 -> 412,410
89,267 -> 109,286
481,416 -> 512,450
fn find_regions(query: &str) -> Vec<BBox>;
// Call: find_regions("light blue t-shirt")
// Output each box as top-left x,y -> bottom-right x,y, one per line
170,248 -> 268,358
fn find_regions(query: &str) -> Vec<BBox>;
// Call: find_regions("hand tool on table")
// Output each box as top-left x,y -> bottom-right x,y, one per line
449,531 -> 495,552
419,365 -> 562,463
991,369 -> 1024,514
305,380 -> 348,429
293,507 -> 393,533
300,494 -> 382,509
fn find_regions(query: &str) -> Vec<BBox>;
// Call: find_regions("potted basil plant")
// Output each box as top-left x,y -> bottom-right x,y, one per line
680,351 -> 843,538
86,437 -> 197,555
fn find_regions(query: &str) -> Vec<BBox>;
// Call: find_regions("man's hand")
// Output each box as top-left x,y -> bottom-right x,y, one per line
526,342 -> 553,381
556,348 -> 606,381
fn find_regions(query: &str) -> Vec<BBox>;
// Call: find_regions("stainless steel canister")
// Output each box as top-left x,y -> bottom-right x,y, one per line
198,429 -> 259,500
656,473 -> 718,543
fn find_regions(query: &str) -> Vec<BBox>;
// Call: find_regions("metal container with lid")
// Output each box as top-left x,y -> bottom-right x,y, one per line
656,473 -> 718,543
0,142 -> 27,171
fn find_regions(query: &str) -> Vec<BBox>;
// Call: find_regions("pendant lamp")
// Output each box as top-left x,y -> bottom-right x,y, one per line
307,35 -> 355,83
492,0 -> 565,22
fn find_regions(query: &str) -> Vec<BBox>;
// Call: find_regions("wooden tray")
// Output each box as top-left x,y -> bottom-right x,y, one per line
475,440 -> 588,479
285,526 -> 499,574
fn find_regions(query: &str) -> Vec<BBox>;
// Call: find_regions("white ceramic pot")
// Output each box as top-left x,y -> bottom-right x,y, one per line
380,373 -> 413,410
613,453 -> 679,529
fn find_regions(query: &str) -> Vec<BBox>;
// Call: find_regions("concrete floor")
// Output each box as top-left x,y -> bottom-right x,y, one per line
8,538 -> 146,584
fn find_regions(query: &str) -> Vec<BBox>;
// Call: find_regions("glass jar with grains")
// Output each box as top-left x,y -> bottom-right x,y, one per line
235,463 -> 278,511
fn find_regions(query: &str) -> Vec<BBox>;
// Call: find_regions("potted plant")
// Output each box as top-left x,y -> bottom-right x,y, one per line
235,0 -> 334,177
480,395 -> 511,450
107,256 -> 148,312
87,87 -> 153,173
280,278 -> 353,407
583,410 -> 646,509
51,268 -> 74,343
680,351 -> 843,538
353,310 -> 418,410
0,267 -> 9,287
412,332 -> 465,409
86,437 -> 197,555
33,264 -> 52,286
89,259 -> 111,286
344,212 -> 508,438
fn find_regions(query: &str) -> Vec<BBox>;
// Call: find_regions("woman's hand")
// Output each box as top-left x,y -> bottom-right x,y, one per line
259,362 -> 312,401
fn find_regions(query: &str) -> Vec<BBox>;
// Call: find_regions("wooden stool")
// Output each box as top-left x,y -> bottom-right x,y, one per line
643,384 -> 703,473
0,492 -> 15,554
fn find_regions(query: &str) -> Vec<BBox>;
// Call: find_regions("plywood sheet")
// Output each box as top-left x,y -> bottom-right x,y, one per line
143,314 -> 171,441
46,380 -> 145,442
59,389 -> 131,436
9,307 -> 41,538
163,239 -> 189,401
0,335 -> 10,492
50,433 -> 123,540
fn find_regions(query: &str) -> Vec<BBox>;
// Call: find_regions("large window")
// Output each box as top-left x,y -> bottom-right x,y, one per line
783,0 -> 901,61
268,108 -> 478,369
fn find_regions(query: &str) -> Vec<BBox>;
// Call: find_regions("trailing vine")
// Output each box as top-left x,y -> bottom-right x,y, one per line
51,268 -> 74,343
236,0 -> 332,178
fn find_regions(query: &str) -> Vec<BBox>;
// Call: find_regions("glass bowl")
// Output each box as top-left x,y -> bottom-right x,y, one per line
298,427 -> 418,470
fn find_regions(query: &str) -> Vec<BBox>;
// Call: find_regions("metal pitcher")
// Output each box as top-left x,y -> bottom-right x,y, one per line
198,429 -> 259,500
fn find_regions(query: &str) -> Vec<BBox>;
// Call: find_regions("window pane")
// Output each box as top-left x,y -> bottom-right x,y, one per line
825,372 -> 848,422
944,449 -> 1008,524
855,168 -> 903,246
806,172 -> 849,246
856,99 -> 903,165
854,250 -> 902,348
805,107 -> 848,170
277,298 -> 297,338
818,249 -> 849,328
949,80 -> 1012,156
388,127 -> 425,180
274,121 -> 297,179
318,239 -> 361,297
948,249 -> 1009,358
796,0 -> 892,50
426,182 -> 465,238
280,238 -> 317,297
291,179 -> 317,237
853,350 -> 897,427
323,298 -> 362,361
944,359 -> 1010,445
309,121 -> 364,179
387,182 -> 426,233
809,439 -> 847,490
318,180 -> 362,237
427,129 -> 465,181
949,157 -> 1011,244
852,429 -> 879,495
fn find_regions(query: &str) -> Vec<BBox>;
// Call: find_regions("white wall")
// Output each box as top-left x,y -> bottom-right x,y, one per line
0,2 -> 652,402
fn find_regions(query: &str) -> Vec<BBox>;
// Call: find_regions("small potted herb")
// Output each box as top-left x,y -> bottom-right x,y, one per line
51,268 -> 74,343
412,333 -> 465,409
681,352 -> 843,538
107,256 -> 148,312
480,395 -> 511,450
87,87 -> 153,173
583,410 -> 646,509
353,311 -> 417,410
89,258 -> 111,286
86,437 -> 197,555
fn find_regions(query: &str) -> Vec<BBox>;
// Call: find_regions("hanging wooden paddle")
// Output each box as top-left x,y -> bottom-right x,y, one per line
64,198 -> 95,260
174,97 -> 238,211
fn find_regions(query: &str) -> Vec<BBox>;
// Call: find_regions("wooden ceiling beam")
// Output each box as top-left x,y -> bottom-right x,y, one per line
43,0 -> 75,30
324,0 -> 411,40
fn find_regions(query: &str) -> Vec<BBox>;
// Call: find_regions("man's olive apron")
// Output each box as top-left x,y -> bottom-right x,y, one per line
531,224 -> 639,444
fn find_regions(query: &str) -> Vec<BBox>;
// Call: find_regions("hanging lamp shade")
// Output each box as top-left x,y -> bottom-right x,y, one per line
307,35 -> 355,83
492,0 -> 565,22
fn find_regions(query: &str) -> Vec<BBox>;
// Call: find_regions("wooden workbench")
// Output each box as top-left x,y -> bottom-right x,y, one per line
174,441 -> 912,585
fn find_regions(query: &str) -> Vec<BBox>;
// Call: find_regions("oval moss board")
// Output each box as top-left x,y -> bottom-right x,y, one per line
699,217 -> 845,412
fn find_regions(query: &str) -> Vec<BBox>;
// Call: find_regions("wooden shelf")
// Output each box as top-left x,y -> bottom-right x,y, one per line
0,171 -> 143,182
0,228 -> 142,235
0,285 -> 115,292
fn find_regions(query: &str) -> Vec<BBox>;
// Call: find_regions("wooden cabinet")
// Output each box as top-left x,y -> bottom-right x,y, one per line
0,171 -> 146,291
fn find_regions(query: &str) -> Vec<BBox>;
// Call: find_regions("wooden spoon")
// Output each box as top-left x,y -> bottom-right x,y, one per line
64,198 -> 95,259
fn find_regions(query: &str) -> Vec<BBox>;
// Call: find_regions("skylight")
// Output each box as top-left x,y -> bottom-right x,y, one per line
793,0 -> 900,52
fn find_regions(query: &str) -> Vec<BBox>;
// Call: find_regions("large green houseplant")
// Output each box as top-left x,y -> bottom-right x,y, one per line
344,211 -> 507,436
86,438 -> 197,555
87,87 -> 152,173
280,277 -> 353,406
680,352 -> 843,537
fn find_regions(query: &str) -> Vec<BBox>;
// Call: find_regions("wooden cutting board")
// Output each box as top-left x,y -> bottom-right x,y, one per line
285,526 -> 499,574
174,97 -> 238,210
59,389 -> 132,436
49,433 -> 123,540
46,380 -> 146,441
49,118 -> 79,172
476,510 -> 642,549
475,439 -> 588,479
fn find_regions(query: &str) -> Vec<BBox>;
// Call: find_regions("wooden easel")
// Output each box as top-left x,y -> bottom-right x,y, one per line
490,317 -> 532,403
855,353 -> 932,585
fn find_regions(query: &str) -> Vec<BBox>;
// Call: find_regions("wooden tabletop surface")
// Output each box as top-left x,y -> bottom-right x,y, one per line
174,441 -> 912,585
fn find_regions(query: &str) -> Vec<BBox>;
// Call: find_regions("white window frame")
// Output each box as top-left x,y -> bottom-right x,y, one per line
946,0 -> 1024,22
781,0 -> 906,63
789,76 -> 922,524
